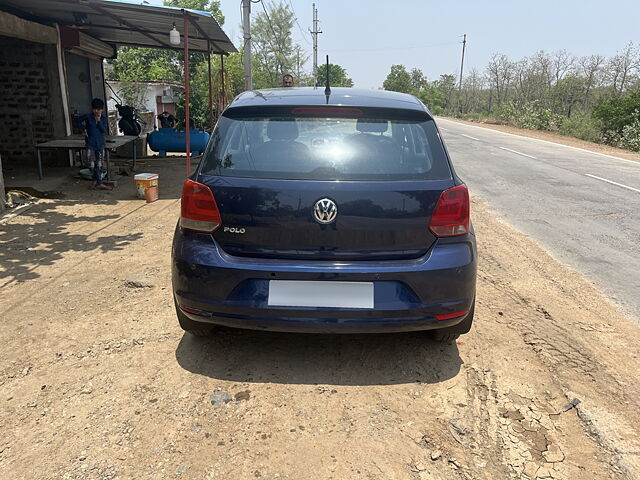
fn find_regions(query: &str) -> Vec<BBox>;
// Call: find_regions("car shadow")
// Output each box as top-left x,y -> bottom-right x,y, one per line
175,329 -> 462,386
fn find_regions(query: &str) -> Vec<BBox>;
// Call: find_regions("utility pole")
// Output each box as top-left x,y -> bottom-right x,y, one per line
242,0 -> 252,91
310,3 -> 321,86
458,33 -> 466,115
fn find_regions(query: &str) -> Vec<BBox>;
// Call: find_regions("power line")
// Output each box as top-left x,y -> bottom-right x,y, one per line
286,0 -> 311,46
325,40 -> 459,54
258,0 -> 279,44
256,0 -> 292,77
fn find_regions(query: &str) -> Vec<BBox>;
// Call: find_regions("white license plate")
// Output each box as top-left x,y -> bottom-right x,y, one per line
268,281 -> 374,309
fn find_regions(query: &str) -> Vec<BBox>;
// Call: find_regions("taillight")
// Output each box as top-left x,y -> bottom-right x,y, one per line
429,184 -> 470,237
180,179 -> 221,232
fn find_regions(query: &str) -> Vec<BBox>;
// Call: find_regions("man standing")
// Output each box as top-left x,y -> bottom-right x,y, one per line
78,98 -> 111,190
282,74 -> 294,87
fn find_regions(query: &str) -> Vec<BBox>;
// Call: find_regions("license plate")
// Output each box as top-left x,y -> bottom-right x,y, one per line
268,281 -> 374,309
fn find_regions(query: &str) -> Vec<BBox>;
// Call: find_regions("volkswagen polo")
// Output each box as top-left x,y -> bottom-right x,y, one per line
172,87 -> 476,342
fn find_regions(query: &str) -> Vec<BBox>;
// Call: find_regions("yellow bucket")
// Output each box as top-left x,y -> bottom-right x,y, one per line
134,173 -> 159,200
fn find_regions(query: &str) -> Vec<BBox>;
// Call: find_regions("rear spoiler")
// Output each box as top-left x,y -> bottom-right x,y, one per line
222,105 -> 433,122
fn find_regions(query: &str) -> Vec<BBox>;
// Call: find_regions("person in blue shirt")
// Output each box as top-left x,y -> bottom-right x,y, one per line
77,98 -> 111,190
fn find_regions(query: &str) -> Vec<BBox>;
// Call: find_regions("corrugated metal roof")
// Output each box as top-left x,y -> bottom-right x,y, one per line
1,0 -> 236,54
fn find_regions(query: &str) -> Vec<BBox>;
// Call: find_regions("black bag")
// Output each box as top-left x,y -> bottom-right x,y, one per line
116,104 -> 142,136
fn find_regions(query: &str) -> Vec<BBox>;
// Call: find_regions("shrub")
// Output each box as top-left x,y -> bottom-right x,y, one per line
496,101 -> 561,131
558,112 -> 603,143
495,102 -> 516,123
592,91 -> 640,134
621,118 -> 640,151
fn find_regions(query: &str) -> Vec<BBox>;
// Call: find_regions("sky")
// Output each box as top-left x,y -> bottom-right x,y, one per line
146,0 -> 640,89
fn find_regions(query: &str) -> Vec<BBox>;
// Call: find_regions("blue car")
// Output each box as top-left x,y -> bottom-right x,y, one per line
172,87 -> 476,342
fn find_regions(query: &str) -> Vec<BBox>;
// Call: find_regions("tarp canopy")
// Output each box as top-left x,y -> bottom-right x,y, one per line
1,0 -> 236,54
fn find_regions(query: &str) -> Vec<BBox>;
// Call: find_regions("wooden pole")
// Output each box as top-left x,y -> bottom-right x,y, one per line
183,12 -> 191,176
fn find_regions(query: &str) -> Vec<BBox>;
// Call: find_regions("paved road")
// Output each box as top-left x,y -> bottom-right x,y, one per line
437,118 -> 640,321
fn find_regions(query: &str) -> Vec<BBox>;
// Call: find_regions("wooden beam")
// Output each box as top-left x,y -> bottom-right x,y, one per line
0,10 -> 57,44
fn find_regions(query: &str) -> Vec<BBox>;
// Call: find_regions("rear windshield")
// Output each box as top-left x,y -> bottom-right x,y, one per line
201,111 -> 451,181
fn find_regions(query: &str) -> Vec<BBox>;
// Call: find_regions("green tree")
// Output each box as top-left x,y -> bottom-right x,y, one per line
592,90 -> 640,134
382,64 -> 413,94
409,68 -> 428,93
183,52 -> 245,128
547,75 -> 586,117
314,63 -> 354,88
251,2 -> 307,88
415,74 -> 457,115
434,74 -> 457,110
418,82 -> 446,115
107,47 -> 182,83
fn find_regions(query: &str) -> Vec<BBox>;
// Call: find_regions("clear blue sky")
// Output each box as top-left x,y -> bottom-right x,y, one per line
147,0 -> 640,89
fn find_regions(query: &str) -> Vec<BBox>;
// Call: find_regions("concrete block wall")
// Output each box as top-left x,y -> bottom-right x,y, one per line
0,37 -> 65,167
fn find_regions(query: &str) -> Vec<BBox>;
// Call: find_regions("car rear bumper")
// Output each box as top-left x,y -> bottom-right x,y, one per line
172,229 -> 477,333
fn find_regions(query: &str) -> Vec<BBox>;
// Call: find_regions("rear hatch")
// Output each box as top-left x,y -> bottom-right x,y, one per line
197,106 -> 454,261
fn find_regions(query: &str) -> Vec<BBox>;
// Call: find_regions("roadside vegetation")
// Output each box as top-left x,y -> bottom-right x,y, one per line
106,1 -> 353,128
382,44 -> 640,152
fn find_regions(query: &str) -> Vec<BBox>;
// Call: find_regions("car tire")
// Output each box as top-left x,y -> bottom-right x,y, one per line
174,300 -> 217,337
429,300 -> 475,344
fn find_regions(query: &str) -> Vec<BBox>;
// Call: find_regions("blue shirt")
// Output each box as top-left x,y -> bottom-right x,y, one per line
77,114 -> 108,150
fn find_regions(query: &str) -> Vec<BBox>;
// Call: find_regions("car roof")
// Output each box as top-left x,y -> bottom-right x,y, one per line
227,87 -> 429,113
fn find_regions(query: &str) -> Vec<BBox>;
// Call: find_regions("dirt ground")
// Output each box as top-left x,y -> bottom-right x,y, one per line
437,116 -> 640,164
1,158 -> 639,480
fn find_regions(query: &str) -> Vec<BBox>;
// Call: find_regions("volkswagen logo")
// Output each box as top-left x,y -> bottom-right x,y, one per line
313,198 -> 338,224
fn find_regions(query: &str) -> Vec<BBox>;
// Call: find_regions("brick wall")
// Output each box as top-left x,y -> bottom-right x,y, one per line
0,36 -> 64,166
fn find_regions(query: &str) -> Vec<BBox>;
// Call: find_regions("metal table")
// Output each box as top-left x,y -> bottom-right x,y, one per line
35,135 -> 138,180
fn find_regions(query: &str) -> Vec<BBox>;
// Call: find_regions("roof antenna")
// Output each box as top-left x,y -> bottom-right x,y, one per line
324,55 -> 331,101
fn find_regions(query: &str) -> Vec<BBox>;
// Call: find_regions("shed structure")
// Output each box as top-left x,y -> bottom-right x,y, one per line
0,0 -> 236,204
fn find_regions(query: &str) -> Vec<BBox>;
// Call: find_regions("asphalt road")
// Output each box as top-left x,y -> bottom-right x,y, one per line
437,118 -> 640,321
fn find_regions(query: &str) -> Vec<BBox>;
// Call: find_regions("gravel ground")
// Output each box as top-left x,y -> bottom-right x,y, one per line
1,158 -> 639,479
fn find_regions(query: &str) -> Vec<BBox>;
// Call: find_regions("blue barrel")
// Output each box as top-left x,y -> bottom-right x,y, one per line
148,128 -> 210,157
